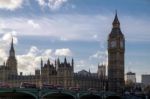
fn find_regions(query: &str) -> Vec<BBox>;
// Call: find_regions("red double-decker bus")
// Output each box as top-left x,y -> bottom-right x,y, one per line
20,82 -> 36,88
0,82 -> 10,88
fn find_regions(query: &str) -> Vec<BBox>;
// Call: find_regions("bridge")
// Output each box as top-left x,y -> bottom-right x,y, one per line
0,88 -> 121,99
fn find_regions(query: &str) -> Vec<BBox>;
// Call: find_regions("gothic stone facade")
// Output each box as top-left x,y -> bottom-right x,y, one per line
0,39 -> 106,91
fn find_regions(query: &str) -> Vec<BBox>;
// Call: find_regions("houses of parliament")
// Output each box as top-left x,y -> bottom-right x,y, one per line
0,12 -> 125,93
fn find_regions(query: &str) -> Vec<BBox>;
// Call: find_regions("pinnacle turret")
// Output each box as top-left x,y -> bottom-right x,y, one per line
64,57 -> 67,64
112,10 -> 120,28
9,37 -> 15,57
41,58 -> 43,68
71,58 -> 74,67
47,58 -> 50,65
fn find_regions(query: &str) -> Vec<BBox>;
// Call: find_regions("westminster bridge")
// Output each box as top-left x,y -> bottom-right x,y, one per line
0,88 -> 123,99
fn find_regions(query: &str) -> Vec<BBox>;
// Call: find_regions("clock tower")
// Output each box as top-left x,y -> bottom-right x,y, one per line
108,12 -> 125,93
6,38 -> 17,76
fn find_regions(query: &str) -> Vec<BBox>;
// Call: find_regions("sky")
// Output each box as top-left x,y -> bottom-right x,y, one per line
0,0 -> 150,82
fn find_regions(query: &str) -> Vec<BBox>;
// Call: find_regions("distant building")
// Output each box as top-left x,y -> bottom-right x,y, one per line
97,64 -> 106,78
142,74 -> 150,86
126,72 -> 136,84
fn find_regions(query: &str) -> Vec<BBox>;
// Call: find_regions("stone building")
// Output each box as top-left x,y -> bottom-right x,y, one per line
126,72 -> 136,84
97,64 -> 106,78
142,74 -> 150,87
0,38 -> 106,91
108,12 -> 125,93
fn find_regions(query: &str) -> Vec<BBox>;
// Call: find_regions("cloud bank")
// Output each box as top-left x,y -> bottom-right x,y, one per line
0,33 -> 73,74
37,0 -> 68,11
0,14 -> 150,42
0,0 -> 23,10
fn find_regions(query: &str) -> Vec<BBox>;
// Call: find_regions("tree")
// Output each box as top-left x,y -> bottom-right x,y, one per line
125,80 -> 134,92
144,85 -> 150,94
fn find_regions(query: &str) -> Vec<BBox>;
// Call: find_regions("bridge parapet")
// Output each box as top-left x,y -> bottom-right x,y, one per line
0,88 -> 121,99
0,88 -> 39,99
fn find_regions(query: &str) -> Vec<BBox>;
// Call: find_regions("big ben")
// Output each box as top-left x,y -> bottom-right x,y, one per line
6,38 -> 18,76
108,12 -> 125,93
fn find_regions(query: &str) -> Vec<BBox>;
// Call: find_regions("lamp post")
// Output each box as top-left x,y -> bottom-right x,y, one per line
75,89 -> 79,99
102,85 -> 106,99
38,88 -> 41,99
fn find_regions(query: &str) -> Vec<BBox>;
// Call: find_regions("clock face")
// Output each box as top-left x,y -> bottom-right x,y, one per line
120,40 -> 124,48
111,40 -> 116,48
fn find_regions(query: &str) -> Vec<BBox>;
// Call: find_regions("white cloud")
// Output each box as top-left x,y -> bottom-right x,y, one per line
0,23 -> 6,30
0,15 -> 110,41
75,60 -> 87,72
75,60 -> 98,73
17,47 -> 73,74
60,37 -> 68,41
38,0 -> 46,6
90,51 -> 107,59
17,46 -> 43,74
92,34 -> 98,39
1,31 -> 18,44
0,33 -> 75,74
0,32 -> 18,64
16,46 -> 56,74
26,46 -> 40,56
37,0 -> 68,10
27,20 -> 40,29
0,0 -> 23,10
1,14 -> 150,42
55,48 -> 72,56
89,50 -> 108,65
48,0 -> 67,10
42,49 -> 53,56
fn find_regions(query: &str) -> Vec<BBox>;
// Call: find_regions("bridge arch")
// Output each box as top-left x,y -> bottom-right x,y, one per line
42,91 -> 76,99
80,93 -> 102,99
0,91 -> 37,99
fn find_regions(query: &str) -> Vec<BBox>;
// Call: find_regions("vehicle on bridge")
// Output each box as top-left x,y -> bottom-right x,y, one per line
0,82 -> 10,88
41,84 -> 55,89
88,88 -> 97,93
69,87 -> 80,91
54,84 -> 64,90
20,82 -> 36,88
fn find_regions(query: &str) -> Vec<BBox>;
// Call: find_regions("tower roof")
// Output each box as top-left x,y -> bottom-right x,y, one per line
109,11 -> 124,38
47,58 -> 50,65
64,57 -> 67,63
72,58 -> 74,63
112,10 -> 120,28
9,37 -> 16,57
10,37 -> 15,52
41,58 -> 43,67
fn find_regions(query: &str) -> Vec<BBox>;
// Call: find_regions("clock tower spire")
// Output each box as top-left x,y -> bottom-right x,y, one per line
108,11 -> 125,93
6,37 -> 17,75
113,10 -> 120,28
10,37 -> 15,57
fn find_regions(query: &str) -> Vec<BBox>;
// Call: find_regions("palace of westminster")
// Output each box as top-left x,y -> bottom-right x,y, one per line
0,13 -> 125,93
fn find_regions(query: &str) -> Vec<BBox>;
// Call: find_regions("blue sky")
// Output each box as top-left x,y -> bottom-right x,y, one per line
0,0 -> 150,82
